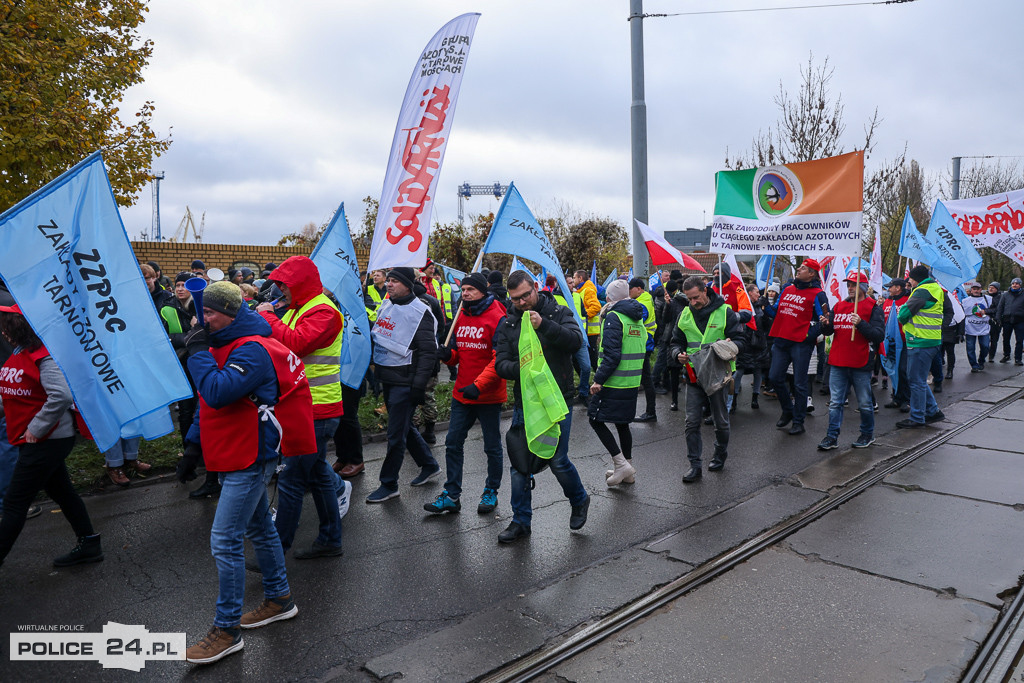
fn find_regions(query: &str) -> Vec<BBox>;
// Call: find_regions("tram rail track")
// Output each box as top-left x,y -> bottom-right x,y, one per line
480,387 -> 1024,683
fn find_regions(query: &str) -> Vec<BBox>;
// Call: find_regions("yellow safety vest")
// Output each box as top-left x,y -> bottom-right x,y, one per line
677,304 -> 735,371
282,293 -> 343,406
599,311 -> 646,389
903,281 -> 944,343
636,291 -> 657,341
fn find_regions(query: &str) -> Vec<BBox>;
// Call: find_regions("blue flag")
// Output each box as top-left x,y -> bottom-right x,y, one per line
310,203 -> 372,390
628,267 -> 634,280
925,200 -> 984,292
898,207 -> 941,265
0,153 -> 190,451
879,302 -> 903,395
482,183 -> 585,334
755,255 -> 776,290
591,260 -> 597,285
648,272 -> 660,290
601,268 -> 618,288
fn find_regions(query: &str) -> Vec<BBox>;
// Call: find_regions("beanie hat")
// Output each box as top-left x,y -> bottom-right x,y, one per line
240,267 -> 253,279
989,281 -> 1001,290
628,277 -> 645,290
670,269 -> 683,281
147,261 -> 161,273
191,259 -> 206,270
712,262 -> 732,281
203,281 -> 244,318
606,279 -> 630,303
767,283 -> 781,295
487,270 -> 504,285
461,272 -> 489,296
264,262 -> 277,272
665,280 -> 679,294
175,271 -> 192,284
386,267 -> 416,291
909,265 -> 930,282
1013,278 -> 1023,286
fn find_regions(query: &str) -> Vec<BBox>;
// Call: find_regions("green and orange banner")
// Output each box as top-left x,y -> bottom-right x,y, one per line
710,151 -> 864,256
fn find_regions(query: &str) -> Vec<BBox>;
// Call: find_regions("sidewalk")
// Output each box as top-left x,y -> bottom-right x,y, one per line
551,373 -> 1024,682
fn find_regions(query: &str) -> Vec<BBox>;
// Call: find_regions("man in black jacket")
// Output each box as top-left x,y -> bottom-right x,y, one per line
494,270 -> 589,543
365,267 -> 441,503
669,277 -> 748,483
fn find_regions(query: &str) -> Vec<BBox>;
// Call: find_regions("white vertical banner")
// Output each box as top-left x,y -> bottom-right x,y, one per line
367,13 -> 480,272
869,222 -> 884,294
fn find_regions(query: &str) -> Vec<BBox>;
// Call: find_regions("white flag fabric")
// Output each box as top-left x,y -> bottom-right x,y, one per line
869,223 -> 884,293
943,189 -> 1024,267
824,255 -> 855,310
367,13 -> 480,271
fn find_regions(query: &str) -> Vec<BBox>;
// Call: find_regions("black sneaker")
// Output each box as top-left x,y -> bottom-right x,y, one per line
53,534 -> 103,567
776,413 -> 793,429
569,496 -> 590,530
751,394 -> 759,410
682,465 -> 702,483
817,436 -> 838,450
896,418 -> 925,429
26,505 -> 42,519
1001,356 -> 1011,363
498,522 -> 531,544
852,434 -> 875,448
788,423 -> 806,436
410,465 -> 442,486
635,413 -> 657,423
189,480 -> 222,499
293,542 -> 344,560
924,410 -> 945,424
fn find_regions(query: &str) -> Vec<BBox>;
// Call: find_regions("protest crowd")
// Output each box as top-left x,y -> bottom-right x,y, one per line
0,245 -> 1012,664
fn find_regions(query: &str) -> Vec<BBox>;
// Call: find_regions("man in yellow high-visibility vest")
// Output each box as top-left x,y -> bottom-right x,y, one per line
896,265 -> 946,428
257,256 -> 351,560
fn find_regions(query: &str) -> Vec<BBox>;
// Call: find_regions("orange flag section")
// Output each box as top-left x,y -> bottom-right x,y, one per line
791,150 -> 864,216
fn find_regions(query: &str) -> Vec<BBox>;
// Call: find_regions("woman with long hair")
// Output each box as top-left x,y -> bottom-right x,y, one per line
0,305 -> 102,568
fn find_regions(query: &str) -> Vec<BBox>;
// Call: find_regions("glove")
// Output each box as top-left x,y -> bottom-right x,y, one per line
458,384 -> 481,401
438,346 -> 453,363
409,387 -> 426,406
176,441 -> 202,483
737,310 -> 753,324
184,323 -> 209,357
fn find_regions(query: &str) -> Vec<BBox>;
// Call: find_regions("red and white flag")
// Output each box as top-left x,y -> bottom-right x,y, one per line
634,220 -> 706,272
367,13 -> 480,271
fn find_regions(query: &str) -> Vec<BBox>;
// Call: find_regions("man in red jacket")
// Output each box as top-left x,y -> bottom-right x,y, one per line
423,272 -> 508,515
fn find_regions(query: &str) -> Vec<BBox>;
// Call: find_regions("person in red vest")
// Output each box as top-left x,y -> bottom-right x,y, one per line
766,259 -> 830,435
881,278 -> 911,411
711,261 -> 756,330
816,273 -> 885,451
0,303 -> 102,570
182,282 -> 316,665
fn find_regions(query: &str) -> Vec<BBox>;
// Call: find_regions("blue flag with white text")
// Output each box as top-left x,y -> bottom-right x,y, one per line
925,200 -> 984,292
0,153 -> 190,451
482,183 -> 585,334
310,203 -> 372,390
879,302 -> 902,395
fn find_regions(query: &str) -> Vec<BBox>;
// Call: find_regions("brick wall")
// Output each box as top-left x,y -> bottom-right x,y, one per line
129,241 -> 370,276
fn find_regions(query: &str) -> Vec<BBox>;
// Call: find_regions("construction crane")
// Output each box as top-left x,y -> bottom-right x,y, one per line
457,181 -> 508,225
171,207 -> 205,243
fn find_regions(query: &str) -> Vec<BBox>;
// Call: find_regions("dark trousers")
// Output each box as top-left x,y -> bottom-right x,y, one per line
639,350 -> 656,415
894,342 -> 911,405
1003,320 -> 1024,361
589,420 -> 633,459
379,384 -> 438,491
989,324 -> 1001,361
653,340 -> 670,387
587,335 -> 599,373
334,383 -> 364,466
0,437 -> 93,564
930,344 -> 944,388
941,341 -> 957,372
768,341 -> 814,425
684,384 -> 729,465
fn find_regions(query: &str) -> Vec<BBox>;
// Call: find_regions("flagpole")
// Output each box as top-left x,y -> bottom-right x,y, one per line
443,248 -> 486,347
851,251 -> 864,341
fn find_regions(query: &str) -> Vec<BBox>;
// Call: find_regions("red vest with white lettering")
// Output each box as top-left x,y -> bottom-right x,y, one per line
199,335 -> 316,472
828,298 -> 877,368
447,298 -> 507,404
883,294 -> 909,341
769,284 -> 823,342
0,346 -> 55,446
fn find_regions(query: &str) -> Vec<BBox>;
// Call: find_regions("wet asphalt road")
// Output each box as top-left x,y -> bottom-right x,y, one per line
0,345 -> 1011,681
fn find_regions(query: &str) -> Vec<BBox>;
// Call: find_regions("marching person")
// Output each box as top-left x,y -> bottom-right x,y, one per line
589,279 -> 644,486
0,303 -> 102,569
766,259 -> 829,436
572,269 -> 603,374
366,267 -> 441,503
962,281 -> 992,372
986,281 -> 1002,364
183,282 -> 315,664
628,277 -> 659,423
550,275 -> 591,405
896,266 -> 946,428
996,277 -> 1024,365
669,276 -> 747,483
816,273 -> 885,450
424,272 -> 507,515
256,256 -> 351,560
881,278 -> 911,412
494,270 -> 590,543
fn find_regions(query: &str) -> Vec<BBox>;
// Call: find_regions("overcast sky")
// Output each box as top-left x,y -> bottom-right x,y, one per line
117,0 -> 1024,249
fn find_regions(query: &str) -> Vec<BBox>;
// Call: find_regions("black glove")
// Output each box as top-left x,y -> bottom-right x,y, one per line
184,323 -> 209,357
458,383 -> 481,401
438,346 -> 453,363
409,387 -> 426,405
737,310 -> 753,324
176,441 -> 202,483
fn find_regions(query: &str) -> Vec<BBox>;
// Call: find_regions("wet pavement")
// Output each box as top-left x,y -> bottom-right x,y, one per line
1,347 -> 1021,681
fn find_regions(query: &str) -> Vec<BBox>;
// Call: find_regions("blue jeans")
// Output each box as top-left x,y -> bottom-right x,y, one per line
727,367 -> 763,410
444,400 -> 503,499
930,344 -> 944,389
101,437 -> 141,467
769,340 -> 814,424
0,418 -> 19,508
379,384 -> 438,491
275,416 -> 343,552
907,346 -> 941,424
508,407 -> 587,527
826,366 -> 874,439
212,461 -> 289,628
966,334 -> 990,369
574,343 -> 591,398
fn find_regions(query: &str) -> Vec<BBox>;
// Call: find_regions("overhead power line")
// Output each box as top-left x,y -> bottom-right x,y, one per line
631,0 -> 917,20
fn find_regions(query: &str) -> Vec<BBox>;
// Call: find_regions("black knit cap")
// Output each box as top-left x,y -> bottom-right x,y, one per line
191,259 -> 206,270
175,271 -> 192,284
461,272 -> 489,296
386,267 -> 416,291
908,265 -> 930,282
628,277 -> 646,289
487,270 -> 504,285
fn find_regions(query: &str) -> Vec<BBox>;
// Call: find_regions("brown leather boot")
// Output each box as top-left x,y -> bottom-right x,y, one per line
125,459 -> 152,477
105,466 -> 130,487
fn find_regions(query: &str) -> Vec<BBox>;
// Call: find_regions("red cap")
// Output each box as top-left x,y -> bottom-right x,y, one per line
424,258 -> 434,268
0,303 -> 22,314
844,272 -> 869,284
802,258 -> 822,272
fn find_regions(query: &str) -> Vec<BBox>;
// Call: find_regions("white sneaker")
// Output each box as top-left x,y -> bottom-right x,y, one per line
337,479 -> 352,520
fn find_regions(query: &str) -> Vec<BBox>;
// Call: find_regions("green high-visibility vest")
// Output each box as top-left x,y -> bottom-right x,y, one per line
518,318 -> 567,459
903,281 -> 944,343
599,311 -> 646,389
439,281 -> 453,319
282,293 -> 343,406
636,290 -> 657,340
554,292 -> 586,321
677,304 -> 735,371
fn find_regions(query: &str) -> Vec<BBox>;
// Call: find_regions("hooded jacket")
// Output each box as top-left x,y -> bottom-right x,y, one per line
445,294 -> 507,405
495,291 -> 583,405
260,256 -> 343,419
